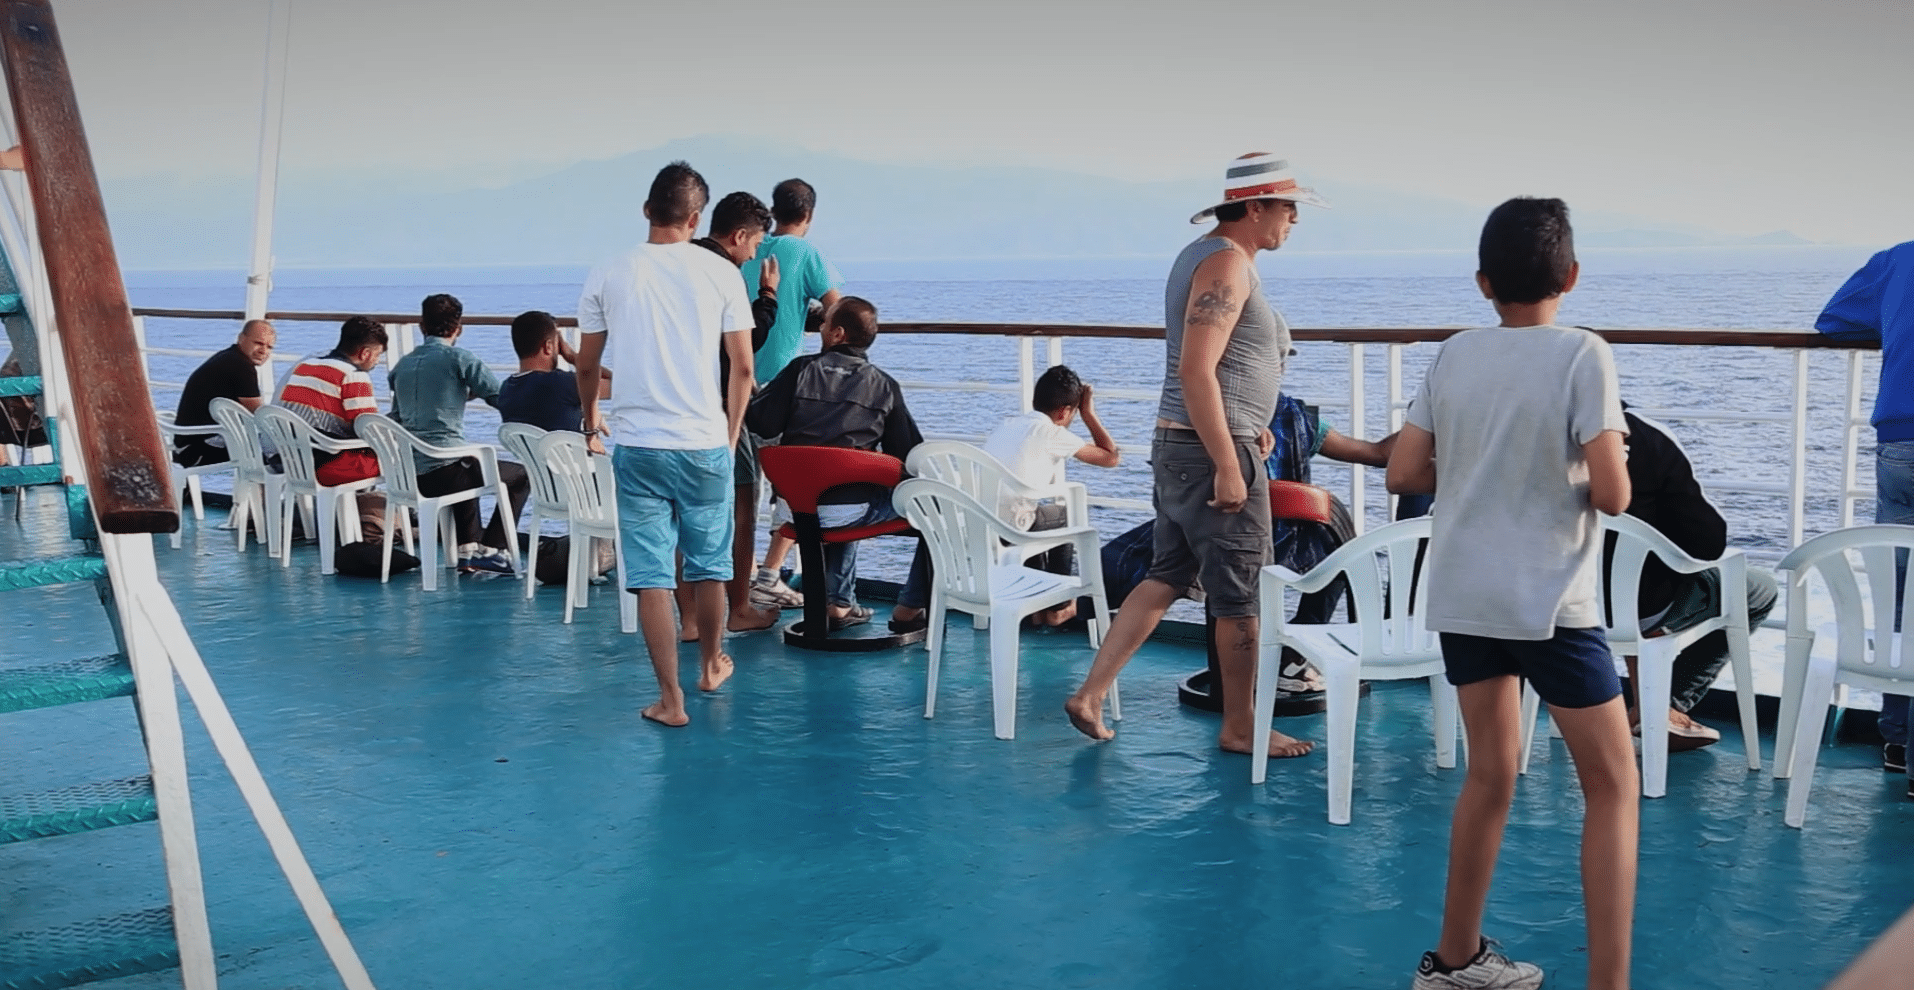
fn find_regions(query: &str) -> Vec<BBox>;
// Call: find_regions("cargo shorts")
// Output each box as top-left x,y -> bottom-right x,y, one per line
1144,428 -> 1272,618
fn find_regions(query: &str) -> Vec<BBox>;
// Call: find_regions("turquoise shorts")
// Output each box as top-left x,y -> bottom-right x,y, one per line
612,445 -> 735,590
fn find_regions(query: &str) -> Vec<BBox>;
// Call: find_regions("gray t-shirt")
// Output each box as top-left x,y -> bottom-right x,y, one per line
1404,324 -> 1627,640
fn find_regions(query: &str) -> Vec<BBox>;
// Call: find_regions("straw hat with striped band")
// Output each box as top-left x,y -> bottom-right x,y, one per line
1189,153 -> 1330,224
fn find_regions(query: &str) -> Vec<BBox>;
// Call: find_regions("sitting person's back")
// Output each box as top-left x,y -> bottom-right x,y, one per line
278,316 -> 387,487
982,364 -> 1121,528
497,309 -> 590,433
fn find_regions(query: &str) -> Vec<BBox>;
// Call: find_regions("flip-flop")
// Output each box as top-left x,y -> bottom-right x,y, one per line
829,606 -> 873,632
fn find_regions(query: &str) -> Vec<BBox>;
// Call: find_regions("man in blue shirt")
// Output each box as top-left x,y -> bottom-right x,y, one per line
389,293 -> 530,573
1818,240 -> 1914,796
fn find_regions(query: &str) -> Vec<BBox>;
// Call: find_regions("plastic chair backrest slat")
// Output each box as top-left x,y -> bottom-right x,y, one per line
500,423 -> 567,514
1776,525 -> 1914,679
207,397 -> 267,478
539,431 -> 617,527
253,405 -> 318,489
354,413 -> 422,501
894,477 -> 1006,601
1281,517 -> 1434,659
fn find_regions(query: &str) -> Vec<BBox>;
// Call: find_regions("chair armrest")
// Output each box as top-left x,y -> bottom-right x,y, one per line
308,433 -> 369,455
154,414 -> 223,442
412,438 -> 490,461
994,524 -> 1101,568
1259,560 -> 1343,595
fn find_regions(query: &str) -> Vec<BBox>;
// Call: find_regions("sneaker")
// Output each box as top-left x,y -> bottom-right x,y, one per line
1277,654 -> 1327,694
750,568 -> 805,610
1885,742 -> 1907,774
1412,938 -> 1543,990
458,546 -> 516,575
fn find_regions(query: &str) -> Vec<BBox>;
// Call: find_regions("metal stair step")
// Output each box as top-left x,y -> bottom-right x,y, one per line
0,374 -> 40,398
0,655 -> 133,715
0,907 -> 178,990
0,464 -> 59,488
0,555 -> 105,593
0,776 -> 155,844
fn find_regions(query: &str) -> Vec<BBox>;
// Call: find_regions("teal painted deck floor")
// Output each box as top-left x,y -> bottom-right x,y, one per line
3,487 -> 1911,990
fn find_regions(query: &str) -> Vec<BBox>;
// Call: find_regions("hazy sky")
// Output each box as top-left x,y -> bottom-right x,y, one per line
45,0 -> 1914,245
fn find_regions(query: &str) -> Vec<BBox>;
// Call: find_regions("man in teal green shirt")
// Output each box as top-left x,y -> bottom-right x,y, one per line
740,179 -> 845,606
388,293 -> 529,572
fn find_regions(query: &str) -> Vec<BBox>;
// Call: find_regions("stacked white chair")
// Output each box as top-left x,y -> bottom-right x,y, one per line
1516,512 -> 1762,797
892,476 -> 1114,740
1773,524 -> 1914,828
353,412 -> 520,590
537,430 -> 636,629
206,397 -> 280,556
253,405 -> 392,575
1254,516 -> 1455,824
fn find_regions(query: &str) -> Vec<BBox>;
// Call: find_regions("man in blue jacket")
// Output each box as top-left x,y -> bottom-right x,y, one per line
1817,240 -> 1914,797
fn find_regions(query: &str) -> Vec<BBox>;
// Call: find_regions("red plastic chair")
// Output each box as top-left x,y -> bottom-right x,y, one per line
759,445 -> 926,651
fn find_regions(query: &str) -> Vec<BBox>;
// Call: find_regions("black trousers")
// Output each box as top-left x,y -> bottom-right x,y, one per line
417,456 -> 530,549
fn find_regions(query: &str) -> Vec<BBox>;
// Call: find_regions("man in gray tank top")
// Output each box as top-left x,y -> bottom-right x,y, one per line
1066,153 -> 1328,759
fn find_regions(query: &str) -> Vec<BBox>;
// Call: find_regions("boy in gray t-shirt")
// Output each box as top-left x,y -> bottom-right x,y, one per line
1387,198 -> 1638,990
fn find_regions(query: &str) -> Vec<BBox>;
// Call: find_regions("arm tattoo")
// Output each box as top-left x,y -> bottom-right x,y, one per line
1189,278 -> 1237,331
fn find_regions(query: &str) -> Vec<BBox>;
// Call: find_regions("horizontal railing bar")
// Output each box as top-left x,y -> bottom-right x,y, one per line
1087,496 -> 1151,511
894,380 -> 1022,396
1630,407 -> 1793,424
126,308 -> 1883,351
1698,478 -> 1792,495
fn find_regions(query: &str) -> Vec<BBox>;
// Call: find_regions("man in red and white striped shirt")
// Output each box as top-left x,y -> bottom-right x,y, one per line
279,316 -> 387,487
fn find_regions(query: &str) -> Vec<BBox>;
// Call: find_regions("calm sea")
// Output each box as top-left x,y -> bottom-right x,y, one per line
124,244 -> 1889,600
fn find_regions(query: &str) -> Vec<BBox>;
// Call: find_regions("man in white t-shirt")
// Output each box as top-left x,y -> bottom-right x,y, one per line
573,161 -> 756,729
976,364 -> 1121,626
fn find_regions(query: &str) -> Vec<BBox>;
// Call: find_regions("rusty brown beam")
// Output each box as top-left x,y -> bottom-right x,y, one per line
1,0 -> 175,533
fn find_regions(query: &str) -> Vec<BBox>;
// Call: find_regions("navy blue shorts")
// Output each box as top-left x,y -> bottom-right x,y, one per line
1439,627 -> 1621,710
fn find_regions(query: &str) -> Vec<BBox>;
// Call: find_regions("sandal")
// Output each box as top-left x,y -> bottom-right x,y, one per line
828,605 -> 873,632
889,612 -> 930,634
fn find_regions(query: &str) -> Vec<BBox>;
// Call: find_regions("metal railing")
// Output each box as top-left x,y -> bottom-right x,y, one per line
130,308 -> 1881,561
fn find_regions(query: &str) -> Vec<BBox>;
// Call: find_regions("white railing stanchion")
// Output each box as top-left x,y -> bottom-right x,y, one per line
1348,341 -> 1365,535
131,314 -> 150,385
1047,335 -> 1063,370
1842,349 -> 1866,527
1386,342 -> 1404,519
1790,349 -> 1810,548
1016,336 -> 1035,412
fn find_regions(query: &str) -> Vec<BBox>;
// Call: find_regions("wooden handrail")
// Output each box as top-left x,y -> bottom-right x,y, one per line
128,306 -> 1881,351
3,0 -> 175,533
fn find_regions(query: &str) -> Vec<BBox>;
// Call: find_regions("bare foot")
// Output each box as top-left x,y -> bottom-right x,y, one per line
727,606 -> 778,633
678,624 -> 700,643
698,654 -> 734,693
1041,601 -> 1078,626
1218,728 -> 1315,758
1064,694 -> 1115,741
641,701 -> 689,727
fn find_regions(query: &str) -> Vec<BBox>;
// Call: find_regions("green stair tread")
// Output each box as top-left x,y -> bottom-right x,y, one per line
0,555 -> 105,593
0,375 -> 39,398
0,464 -> 61,487
0,656 -> 133,715
0,776 -> 155,844
0,908 -> 178,990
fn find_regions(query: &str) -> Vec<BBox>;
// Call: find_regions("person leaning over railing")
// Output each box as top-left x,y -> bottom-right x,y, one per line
1816,238 -> 1914,797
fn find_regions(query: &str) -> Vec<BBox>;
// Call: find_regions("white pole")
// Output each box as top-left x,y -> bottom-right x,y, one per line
1348,342 -> 1365,536
243,0 -> 292,325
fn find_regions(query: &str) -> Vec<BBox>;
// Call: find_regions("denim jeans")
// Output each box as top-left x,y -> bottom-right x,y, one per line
819,501 -> 931,610
1875,441 -> 1914,772
1656,567 -> 1780,712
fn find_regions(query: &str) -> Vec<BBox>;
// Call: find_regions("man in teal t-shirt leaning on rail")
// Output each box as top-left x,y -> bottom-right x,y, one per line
741,178 -> 845,610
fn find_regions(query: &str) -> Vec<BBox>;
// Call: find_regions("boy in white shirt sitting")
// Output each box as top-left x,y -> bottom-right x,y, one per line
980,365 -> 1122,625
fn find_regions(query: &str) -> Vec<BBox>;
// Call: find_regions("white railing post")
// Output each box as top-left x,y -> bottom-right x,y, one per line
1842,349 -> 1866,527
131,314 -> 150,385
1046,336 -> 1063,371
1017,336 -> 1035,412
243,0 -> 293,324
1386,343 -> 1404,520
1348,342 -> 1365,535
1789,349 -> 1809,547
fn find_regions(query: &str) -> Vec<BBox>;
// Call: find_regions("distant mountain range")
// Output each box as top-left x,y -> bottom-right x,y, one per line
99,135 -> 1810,270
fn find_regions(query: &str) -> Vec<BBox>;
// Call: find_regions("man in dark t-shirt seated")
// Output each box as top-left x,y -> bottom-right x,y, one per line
173,319 -> 275,466
497,310 -> 607,432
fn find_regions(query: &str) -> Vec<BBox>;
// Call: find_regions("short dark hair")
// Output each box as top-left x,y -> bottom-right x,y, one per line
709,191 -> 772,238
421,293 -> 463,338
1477,197 -> 1576,305
1032,365 -> 1084,414
336,315 -> 388,354
510,310 -> 559,359
827,296 -> 878,348
1213,201 -> 1249,223
772,178 -> 816,226
646,160 -> 709,228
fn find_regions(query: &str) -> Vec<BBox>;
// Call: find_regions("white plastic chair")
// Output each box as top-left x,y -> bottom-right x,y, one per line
253,405 -> 393,575
207,397 -> 280,556
1255,516 -> 1455,823
1516,513 -> 1761,798
906,439 -> 1089,531
538,430 -> 636,629
498,423 -> 570,601
1772,524 -> 1914,828
155,409 -> 234,549
892,476 -> 1115,740
354,413 -> 520,591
